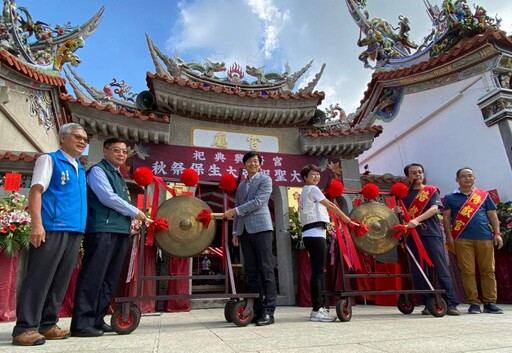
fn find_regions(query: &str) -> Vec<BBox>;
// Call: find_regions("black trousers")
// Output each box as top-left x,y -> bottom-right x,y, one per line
240,229 -> 277,316
407,235 -> 459,306
12,231 -> 82,337
303,236 -> 326,312
71,232 -> 130,331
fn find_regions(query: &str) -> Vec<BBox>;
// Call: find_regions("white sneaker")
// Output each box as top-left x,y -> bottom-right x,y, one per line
310,307 -> 336,322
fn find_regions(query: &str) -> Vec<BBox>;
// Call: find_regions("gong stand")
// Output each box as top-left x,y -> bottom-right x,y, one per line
113,188 -> 258,332
323,193 -> 446,321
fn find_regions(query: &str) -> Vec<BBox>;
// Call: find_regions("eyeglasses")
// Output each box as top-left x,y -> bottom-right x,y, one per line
71,134 -> 89,144
107,147 -> 129,155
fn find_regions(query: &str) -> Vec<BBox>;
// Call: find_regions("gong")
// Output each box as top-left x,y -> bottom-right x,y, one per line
349,201 -> 399,255
155,196 -> 216,258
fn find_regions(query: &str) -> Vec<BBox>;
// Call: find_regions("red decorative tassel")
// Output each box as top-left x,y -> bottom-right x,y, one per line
153,218 -> 169,231
390,182 -> 409,199
219,173 -> 237,192
181,168 -> 199,187
348,219 -> 370,237
132,167 -> 154,187
361,183 -> 380,199
391,224 -> 407,239
197,209 -> 212,228
325,179 -> 344,198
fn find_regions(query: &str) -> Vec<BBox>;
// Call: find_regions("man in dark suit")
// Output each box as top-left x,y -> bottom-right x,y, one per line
70,138 -> 149,337
223,151 -> 276,326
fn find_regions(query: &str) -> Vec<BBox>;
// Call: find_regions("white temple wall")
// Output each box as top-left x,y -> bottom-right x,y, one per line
0,81 -> 60,153
358,73 -> 512,201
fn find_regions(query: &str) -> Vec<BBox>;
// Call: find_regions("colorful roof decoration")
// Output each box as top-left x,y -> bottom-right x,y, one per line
345,0 -> 502,70
0,49 -> 66,86
0,0 -> 103,71
145,34 -> 325,94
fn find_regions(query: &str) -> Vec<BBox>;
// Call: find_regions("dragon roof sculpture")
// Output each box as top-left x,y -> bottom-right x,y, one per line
346,0 -> 502,70
146,34 -> 324,94
0,0 -> 103,72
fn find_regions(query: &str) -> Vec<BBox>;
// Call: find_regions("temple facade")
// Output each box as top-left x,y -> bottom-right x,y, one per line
0,0 -> 384,308
346,0 -> 512,200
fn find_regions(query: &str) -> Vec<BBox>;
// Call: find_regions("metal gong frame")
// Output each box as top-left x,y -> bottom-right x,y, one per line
112,190 -> 259,333
322,197 -> 447,322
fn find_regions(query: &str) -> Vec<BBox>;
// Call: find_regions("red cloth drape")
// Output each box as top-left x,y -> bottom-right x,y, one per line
494,249 -> 512,304
59,267 -> 80,317
165,258 -> 190,312
0,253 -> 17,321
123,246 -> 157,314
296,250 -> 311,307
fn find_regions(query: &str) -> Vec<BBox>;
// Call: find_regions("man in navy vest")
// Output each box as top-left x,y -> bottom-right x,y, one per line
70,137 -> 148,337
12,123 -> 88,346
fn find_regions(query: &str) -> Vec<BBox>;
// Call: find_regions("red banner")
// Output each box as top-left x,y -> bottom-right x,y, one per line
4,173 -> 21,192
127,144 -> 342,187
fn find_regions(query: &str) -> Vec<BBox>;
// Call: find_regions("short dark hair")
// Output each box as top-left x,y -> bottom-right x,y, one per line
456,167 -> 473,178
300,164 -> 320,181
103,137 -> 127,148
242,151 -> 262,164
403,163 -> 424,176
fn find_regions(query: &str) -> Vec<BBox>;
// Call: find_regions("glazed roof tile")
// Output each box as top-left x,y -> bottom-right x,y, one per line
0,151 -> 41,162
146,72 -> 325,101
303,125 -> 383,137
359,29 -> 512,104
361,174 -> 407,185
59,94 -> 170,123
0,49 -> 66,86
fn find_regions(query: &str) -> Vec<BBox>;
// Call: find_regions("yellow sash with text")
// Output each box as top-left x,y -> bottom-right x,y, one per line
408,185 -> 439,219
451,188 -> 488,240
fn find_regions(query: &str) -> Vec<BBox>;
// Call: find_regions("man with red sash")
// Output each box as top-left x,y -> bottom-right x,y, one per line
403,163 -> 460,315
443,167 -> 503,314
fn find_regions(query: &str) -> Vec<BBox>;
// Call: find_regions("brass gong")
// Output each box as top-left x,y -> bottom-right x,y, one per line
349,201 -> 399,255
155,196 -> 216,258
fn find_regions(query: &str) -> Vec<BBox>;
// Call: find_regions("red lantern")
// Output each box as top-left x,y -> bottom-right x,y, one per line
219,173 -> 237,192
326,179 -> 344,198
132,167 -> 154,187
361,183 -> 380,200
390,182 -> 409,199
181,168 -> 199,187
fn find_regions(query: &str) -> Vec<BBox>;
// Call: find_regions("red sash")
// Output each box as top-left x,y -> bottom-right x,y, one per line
407,185 -> 439,219
451,188 -> 488,240
398,185 -> 438,267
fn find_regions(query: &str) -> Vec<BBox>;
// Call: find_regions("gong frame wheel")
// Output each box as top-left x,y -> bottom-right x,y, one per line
231,300 -> 253,327
336,298 -> 352,322
397,294 -> 414,314
427,296 -> 446,317
224,298 -> 237,323
111,304 -> 141,335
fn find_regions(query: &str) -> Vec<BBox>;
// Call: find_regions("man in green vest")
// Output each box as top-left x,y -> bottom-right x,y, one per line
71,138 -> 149,337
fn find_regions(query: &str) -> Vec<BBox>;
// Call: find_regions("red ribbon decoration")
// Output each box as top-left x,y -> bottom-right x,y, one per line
391,224 -> 407,239
197,209 -> 212,228
329,210 -> 362,271
348,219 -> 370,237
150,218 -> 169,232
145,176 -> 176,246
398,199 -> 434,267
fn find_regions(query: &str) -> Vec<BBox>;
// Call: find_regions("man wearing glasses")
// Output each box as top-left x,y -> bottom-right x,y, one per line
71,137 -> 149,337
12,123 -> 89,346
443,167 -> 503,314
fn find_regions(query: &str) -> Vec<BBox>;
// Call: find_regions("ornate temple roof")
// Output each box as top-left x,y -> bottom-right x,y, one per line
299,125 -> 383,158
0,49 -> 66,86
351,28 -> 512,127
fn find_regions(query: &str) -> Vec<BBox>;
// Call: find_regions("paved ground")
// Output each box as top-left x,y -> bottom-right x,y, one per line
0,304 -> 510,352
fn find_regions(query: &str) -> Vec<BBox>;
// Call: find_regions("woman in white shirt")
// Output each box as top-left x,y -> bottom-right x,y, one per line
299,164 -> 351,322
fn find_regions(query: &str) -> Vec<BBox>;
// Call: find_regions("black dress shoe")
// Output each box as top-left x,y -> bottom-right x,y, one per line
71,327 -> 104,337
256,314 -> 274,326
95,324 -> 113,333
